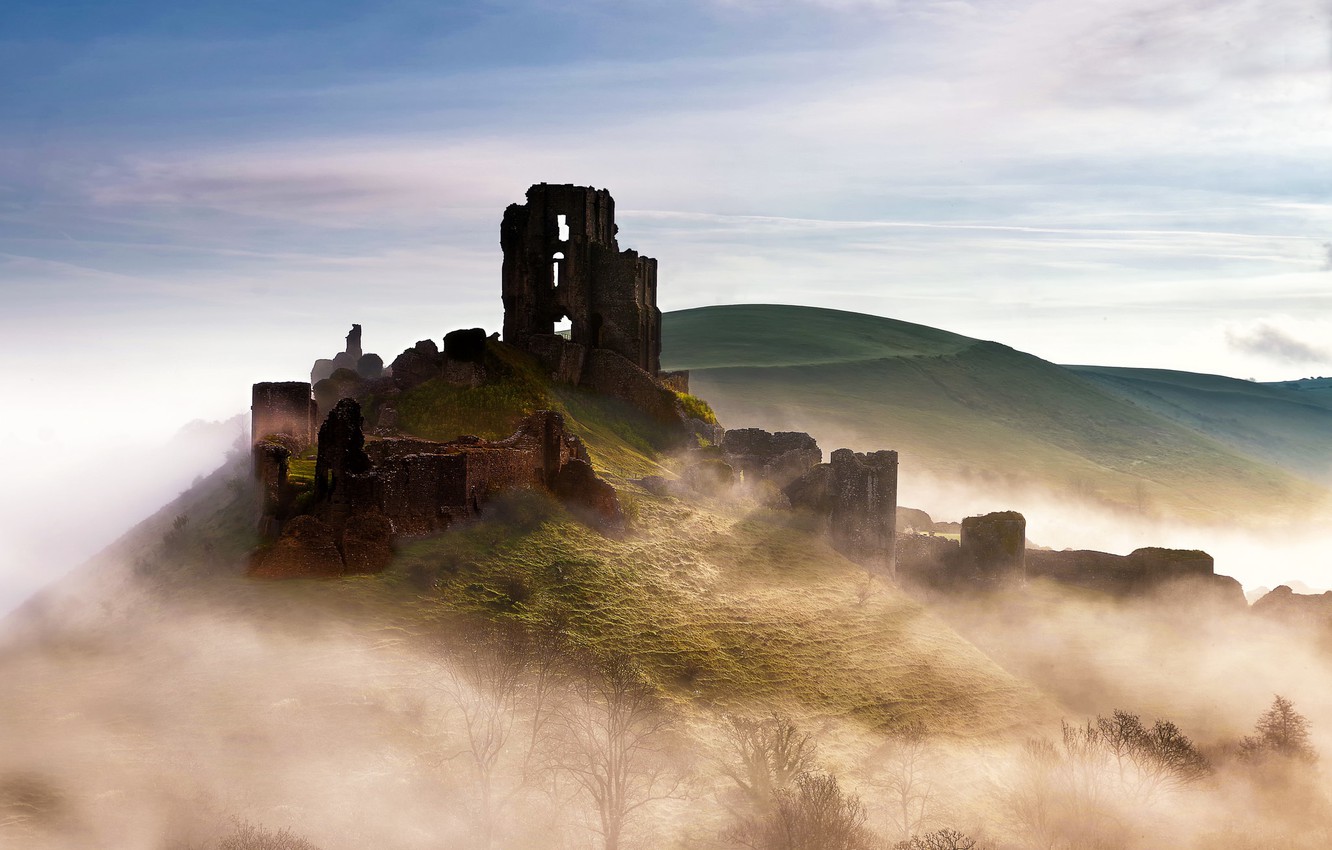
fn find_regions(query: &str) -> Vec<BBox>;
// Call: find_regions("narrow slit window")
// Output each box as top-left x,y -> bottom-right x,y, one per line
553,251 -> 564,289
557,214 -> 569,241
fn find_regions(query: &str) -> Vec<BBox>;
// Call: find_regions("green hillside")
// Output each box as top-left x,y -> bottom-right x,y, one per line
1071,366 -> 1332,485
662,304 -> 1330,523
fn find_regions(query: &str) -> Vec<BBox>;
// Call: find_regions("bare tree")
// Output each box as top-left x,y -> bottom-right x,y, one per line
727,772 -> 876,850
1003,739 -> 1062,850
1241,695 -> 1317,764
718,714 -> 819,815
1094,710 -> 1210,799
866,721 -> 937,842
435,622 -> 531,850
1003,710 -> 1209,850
893,828 -> 984,850
552,652 -> 681,850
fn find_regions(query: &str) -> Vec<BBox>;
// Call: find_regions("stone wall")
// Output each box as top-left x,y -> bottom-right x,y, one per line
960,511 -> 1027,584
251,382 -> 317,450
659,370 -> 690,394
721,428 -> 822,487
253,402 -> 621,578
786,448 -> 898,575
1026,546 -> 1220,596
580,348 -> 683,422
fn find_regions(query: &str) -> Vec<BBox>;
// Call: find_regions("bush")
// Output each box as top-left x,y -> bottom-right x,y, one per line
893,829 -> 984,850
676,392 -> 719,425
727,772 -> 876,850
216,820 -> 322,850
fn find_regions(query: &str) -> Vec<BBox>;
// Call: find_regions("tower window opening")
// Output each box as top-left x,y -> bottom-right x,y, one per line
553,251 -> 564,290
557,214 -> 569,241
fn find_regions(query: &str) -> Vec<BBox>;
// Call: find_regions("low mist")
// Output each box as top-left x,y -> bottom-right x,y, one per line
0,416 -> 244,616
4,489 -> 1332,850
898,468 -> 1331,593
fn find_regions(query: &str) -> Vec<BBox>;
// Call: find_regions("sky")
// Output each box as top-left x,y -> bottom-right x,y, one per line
2,0 -> 1331,607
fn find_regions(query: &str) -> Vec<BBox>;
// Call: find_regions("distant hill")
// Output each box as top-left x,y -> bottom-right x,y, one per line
1263,376 -> 1332,409
1070,366 -> 1332,485
662,304 -> 1330,524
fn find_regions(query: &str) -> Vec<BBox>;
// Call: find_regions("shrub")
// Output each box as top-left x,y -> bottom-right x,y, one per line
217,819 -> 322,850
676,392 -> 718,425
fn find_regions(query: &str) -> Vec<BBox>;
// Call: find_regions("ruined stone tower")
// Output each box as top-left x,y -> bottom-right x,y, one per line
960,511 -> 1026,584
251,382 -> 317,450
501,183 -> 661,375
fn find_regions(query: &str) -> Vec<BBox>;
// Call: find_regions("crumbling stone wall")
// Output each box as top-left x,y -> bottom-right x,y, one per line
1026,546 -> 1220,596
253,401 -> 622,578
786,448 -> 898,575
501,183 -> 661,376
960,511 -> 1026,584
721,428 -> 822,487
313,324 -> 383,385
251,382 -> 317,450
659,370 -> 690,394
580,348 -> 682,422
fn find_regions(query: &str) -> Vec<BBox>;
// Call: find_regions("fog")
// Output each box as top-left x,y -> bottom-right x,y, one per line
897,468 -> 1332,593
4,484 -> 1332,850
0,416 -> 243,617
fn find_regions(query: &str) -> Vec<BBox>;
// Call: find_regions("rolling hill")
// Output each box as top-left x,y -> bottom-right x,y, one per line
662,304 -> 1330,524
1070,366 -> 1332,485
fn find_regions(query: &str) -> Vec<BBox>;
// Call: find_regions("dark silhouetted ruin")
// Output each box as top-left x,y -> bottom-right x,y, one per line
721,428 -> 823,488
313,324 -> 384,385
787,448 -> 899,576
502,183 -> 660,374
252,400 -> 622,578
961,511 -> 1027,584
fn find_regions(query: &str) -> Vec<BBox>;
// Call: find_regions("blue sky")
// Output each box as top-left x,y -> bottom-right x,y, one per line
2,0 -> 1332,603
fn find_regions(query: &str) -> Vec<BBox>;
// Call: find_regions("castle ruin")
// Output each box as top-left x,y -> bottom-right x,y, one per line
251,382 -> 317,451
502,183 -> 660,375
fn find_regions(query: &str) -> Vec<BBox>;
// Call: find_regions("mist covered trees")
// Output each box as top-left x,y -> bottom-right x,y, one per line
1004,709 -> 1211,849
866,721 -> 939,842
427,621 -> 683,850
726,772 -> 876,850
718,714 -> 819,815
1240,695 -> 1317,764
550,652 -> 682,850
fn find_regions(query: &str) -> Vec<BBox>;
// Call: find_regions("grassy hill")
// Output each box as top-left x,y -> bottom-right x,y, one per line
7,339 -> 1048,742
1070,366 -> 1332,485
663,304 -> 1330,524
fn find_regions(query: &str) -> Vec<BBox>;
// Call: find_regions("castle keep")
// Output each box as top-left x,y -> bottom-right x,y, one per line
501,183 -> 661,375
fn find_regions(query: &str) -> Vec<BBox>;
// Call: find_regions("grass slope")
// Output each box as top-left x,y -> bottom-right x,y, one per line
1071,365 -> 1332,485
663,304 -> 1328,523
388,491 -> 1047,735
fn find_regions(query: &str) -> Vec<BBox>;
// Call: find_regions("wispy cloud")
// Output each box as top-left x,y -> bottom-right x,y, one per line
1226,321 -> 1332,364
